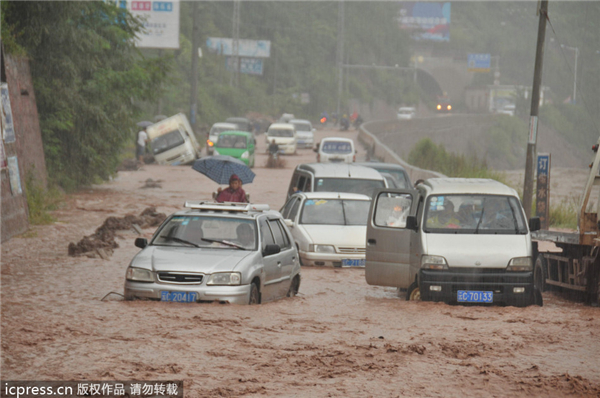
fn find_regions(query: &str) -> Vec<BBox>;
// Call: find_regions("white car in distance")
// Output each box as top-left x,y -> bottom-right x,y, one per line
397,107 -> 416,120
289,119 -> 315,149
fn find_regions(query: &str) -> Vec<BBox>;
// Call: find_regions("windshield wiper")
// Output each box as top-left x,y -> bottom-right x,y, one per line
164,236 -> 200,248
201,238 -> 247,250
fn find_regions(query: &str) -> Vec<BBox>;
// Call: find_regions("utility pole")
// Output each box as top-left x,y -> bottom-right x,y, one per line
230,0 -> 241,88
190,2 -> 199,131
523,0 -> 549,220
336,1 -> 345,119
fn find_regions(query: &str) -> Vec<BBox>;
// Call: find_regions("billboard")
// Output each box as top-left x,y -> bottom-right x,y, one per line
468,53 -> 491,73
225,58 -> 264,76
397,2 -> 451,42
119,0 -> 180,49
206,38 -> 271,58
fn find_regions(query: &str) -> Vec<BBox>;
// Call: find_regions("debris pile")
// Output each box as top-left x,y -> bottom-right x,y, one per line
68,207 -> 166,258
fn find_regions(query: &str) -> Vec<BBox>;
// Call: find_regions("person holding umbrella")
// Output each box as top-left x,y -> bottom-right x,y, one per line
216,174 -> 248,203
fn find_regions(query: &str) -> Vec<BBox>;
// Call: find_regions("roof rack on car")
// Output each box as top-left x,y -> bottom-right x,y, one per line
184,201 -> 270,212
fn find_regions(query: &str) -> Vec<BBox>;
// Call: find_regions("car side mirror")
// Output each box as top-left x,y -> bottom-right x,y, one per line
284,219 -> 294,228
405,216 -> 418,231
263,244 -> 281,257
529,217 -> 541,232
135,237 -> 148,249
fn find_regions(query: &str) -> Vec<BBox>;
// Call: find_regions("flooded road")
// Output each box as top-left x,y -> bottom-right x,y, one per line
2,127 -> 599,397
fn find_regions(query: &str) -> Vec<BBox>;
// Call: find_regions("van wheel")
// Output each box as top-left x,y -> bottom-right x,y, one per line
534,254 -> 547,292
406,282 -> 420,301
248,282 -> 260,305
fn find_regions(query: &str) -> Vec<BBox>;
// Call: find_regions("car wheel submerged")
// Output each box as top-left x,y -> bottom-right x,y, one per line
249,282 -> 260,305
287,275 -> 300,298
406,282 -> 420,301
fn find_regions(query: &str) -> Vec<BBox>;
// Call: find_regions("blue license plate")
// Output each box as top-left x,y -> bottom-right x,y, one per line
457,290 -> 493,303
342,259 -> 365,267
160,291 -> 197,303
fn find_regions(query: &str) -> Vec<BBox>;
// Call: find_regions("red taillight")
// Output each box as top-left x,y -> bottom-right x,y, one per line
320,117 -> 327,123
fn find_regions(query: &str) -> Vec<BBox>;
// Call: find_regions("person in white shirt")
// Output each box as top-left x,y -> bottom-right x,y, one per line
137,128 -> 148,164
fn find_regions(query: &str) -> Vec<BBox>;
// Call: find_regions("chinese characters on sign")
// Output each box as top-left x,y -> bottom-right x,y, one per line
119,0 -> 180,49
536,153 -> 551,229
467,53 -> 491,73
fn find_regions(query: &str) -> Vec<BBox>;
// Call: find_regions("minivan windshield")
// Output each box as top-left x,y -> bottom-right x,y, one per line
322,141 -> 352,154
210,126 -> 235,136
292,123 -> 311,132
300,199 -> 370,225
423,194 -> 527,234
315,178 -> 384,198
217,134 -> 247,149
268,129 -> 294,138
151,130 -> 185,155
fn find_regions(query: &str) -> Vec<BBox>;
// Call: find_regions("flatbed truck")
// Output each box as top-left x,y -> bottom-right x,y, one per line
532,139 -> 600,305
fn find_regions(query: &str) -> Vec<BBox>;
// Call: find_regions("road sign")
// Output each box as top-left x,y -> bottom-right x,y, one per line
467,53 -> 491,72
225,57 -> 264,75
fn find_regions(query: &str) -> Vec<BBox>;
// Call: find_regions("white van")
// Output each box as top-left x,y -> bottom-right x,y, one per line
206,122 -> 237,155
316,137 -> 356,163
286,163 -> 388,200
265,123 -> 297,155
147,113 -> 201,165
365,178 -> 540,307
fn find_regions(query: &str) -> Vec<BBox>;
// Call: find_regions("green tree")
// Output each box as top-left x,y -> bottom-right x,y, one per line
2,1 -> 169,190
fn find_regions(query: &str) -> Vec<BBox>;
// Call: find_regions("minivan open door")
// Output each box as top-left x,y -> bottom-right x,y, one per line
365,188 -> 419,288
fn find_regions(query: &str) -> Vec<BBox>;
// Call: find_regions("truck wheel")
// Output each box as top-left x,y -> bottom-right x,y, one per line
534,254 -> 547,292
406,282 -> 420,301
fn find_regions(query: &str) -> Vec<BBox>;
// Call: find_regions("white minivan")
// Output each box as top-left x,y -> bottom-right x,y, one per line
265,123 -> 297,155
316,137 -> 356,163
206,122 -> 237,155
365,178 -> 541,307
146,113 -> 201,165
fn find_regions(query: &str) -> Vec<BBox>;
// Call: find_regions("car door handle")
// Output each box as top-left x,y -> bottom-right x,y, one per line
277,262 -> 282,267
367,239 -> 376,246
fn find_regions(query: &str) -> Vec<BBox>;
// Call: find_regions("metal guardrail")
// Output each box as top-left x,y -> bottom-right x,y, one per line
357,120 -> 446,184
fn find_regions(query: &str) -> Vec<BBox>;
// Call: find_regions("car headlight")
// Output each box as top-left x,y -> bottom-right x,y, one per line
507,257 -> 532,271
421,255 -> 448,270
207,140 -> 214,147
206,272 -> 241,286
309,244 -> 335,253
241,151 -> 249,159
126,267 -> 154,282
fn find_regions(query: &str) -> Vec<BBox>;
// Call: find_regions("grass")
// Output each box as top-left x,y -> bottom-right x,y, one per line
407,138 -> 579,229
25,171 -> 64,225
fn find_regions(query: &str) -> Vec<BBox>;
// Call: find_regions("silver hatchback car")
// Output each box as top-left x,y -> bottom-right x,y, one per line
124,202 -> 301,305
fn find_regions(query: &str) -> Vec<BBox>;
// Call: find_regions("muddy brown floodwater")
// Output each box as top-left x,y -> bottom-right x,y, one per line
2,127 -> 599,398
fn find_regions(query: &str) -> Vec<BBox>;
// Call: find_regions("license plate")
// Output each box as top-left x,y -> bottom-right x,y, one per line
342,259 -> 365,267
457,290 -> 493,303
160,291 -> 197,303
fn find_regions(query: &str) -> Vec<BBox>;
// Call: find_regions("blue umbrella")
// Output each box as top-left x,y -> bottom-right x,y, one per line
192,155 -> 255,185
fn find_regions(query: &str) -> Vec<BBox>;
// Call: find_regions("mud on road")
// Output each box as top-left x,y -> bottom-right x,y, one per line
2,128 -> 599,397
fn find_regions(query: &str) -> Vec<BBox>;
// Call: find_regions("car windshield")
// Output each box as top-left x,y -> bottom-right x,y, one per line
300,199 -> 370,225
372,168 -> 409,188
315,178 -> 385,198
268,129 -> 294,137
321,141 -> 352,154
210,127 -> 234,135
423,194 -> 527,234
153,216 -> 257,250
217,135 -> 247,149
151,130 -> 185,155
293,123 -> 311,132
